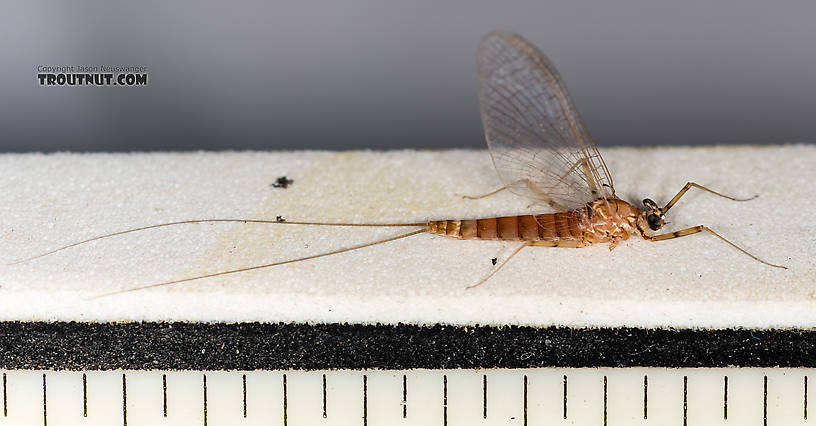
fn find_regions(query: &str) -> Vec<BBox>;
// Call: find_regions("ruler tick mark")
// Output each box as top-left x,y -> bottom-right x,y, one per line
42,373 -> 47,426
523,375 -> 528,426
805,375 -> 809,420
322,373 -> 326,418
483,374 -> 487,419
643,375 -> 648,419
402,374 -> 407,419
603,376 -> 607,426
283,374 -> 288,426
363,374 -> 368,426
202,374 -> 208,426
683,375 -> 687,426
82,373 -> 87,417
763,375 -> 768,426
162,374 -> 167,417
562,375 -> 568,419
2,372 -> 6,417
122,373 -> 127,426
723,375 -> 728,419
443,375 -> 448,426
243,374 -> 247,418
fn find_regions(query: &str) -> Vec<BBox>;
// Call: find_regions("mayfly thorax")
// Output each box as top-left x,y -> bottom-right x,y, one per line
11,30 -> 786,296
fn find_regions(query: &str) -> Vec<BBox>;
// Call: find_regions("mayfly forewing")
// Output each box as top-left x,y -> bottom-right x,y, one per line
477,30 -> 615,212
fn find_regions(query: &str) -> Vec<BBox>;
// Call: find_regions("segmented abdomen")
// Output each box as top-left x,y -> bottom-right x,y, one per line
428,212 -> 584,241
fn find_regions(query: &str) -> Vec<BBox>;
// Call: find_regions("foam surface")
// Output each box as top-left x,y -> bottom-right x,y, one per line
0,147 -> 812,328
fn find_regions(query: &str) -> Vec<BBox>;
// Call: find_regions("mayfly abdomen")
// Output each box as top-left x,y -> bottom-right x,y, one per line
537,211 -> 585,240
429,212 -> 584,242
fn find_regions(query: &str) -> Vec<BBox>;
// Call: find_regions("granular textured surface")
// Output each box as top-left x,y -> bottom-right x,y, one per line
0,322 -> 813,370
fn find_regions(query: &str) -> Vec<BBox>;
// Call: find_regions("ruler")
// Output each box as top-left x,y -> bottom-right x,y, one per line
0,368 -> 811,425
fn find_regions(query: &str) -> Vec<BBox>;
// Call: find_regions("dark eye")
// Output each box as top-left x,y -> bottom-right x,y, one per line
647,213 -> 662,230
647,214 -> 662,231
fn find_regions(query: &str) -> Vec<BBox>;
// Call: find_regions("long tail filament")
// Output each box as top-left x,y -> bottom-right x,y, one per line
9,218 -> 427,265
90,227 -> 428,299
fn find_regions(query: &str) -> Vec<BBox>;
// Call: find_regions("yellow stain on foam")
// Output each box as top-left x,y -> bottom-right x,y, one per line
180,151 -> 475,292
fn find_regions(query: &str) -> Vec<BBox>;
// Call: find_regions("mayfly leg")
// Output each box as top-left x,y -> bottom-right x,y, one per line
662,181 -> 757,214
643,225 -> 786,269
467,238 -> 586,289
580,160 -> 599,198
466,242 -> 530,289
648,181 -> 784,268
461,183 -> 516,200
556,157 -> 599,198
462,178 -> 567,212
463,156 -> 603,210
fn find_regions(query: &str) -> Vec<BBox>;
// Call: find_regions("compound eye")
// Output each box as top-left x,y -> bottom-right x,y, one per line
647,213 -> 662,231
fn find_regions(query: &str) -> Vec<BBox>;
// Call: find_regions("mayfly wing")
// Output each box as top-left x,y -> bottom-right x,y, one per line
477,30 -> 615,211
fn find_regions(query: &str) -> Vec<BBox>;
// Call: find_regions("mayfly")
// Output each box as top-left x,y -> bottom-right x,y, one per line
12,30 -> 786,296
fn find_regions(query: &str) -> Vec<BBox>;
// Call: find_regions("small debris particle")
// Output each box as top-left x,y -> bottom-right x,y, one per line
276,216 -> 286,223
491,258 -> 498,265
271,176 -> 294,189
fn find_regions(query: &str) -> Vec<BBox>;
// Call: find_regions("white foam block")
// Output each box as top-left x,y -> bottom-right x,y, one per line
0,146 -> 812,327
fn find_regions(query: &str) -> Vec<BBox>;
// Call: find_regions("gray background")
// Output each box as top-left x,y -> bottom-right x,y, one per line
2,0 -> 815,152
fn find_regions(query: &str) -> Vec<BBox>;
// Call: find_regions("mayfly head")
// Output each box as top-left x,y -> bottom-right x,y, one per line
639,198 -> 666,233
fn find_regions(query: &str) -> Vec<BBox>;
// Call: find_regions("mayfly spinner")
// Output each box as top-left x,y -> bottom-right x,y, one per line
13,31 -> 786,296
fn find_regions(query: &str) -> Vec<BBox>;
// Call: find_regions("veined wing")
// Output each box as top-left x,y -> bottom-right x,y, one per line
477,30 -> 615,211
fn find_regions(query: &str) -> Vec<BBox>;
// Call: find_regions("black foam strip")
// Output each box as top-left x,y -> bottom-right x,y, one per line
0,322 -> 810,370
